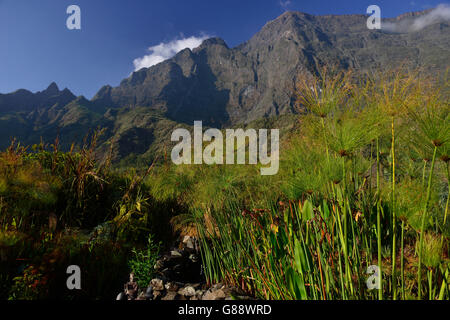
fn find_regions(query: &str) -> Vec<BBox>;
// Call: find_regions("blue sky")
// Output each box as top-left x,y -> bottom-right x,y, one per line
0,0 -> 448,98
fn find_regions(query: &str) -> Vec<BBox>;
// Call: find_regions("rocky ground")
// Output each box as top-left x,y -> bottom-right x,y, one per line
116,236 -> 254,301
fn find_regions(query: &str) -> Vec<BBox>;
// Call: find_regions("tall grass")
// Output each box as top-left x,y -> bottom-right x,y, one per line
185,67 -> 449,300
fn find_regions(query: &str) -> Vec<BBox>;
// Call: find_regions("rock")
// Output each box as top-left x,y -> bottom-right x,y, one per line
163,254 -> 184,269
182,236 -> 195,249
126,289 -> 137,300
189,254 -> 199,263
116,292 -> 127,300
195,290 -> 205,299
203,288 -> 226,300
154,260 -> 164,270
170,250 -> 182,257
136,292 -> 147,300
178,286 -> 196,297
182,235 -> 191,244
165,282 -> 179,292
161,291 -> 179,300
188,283 -> 201,289
144,286 -> 154,300
150,278 -> 164,291
117,237 -> 253,301
215,289 -> 226,299
124,273 -> 139,300
213,283 -> 225,290
153,290 -> 164,300
235,295 -> 256,300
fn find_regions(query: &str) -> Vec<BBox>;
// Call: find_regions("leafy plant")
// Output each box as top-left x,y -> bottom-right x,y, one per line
127,234 -> 160,289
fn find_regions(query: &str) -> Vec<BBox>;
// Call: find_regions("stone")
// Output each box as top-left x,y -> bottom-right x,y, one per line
178,286 -> 196,297
153,290 -> 163,300
182,236 -> 195,249
124,273 -> 138,300
136,292 -> 147,300
150,278 -> 164,291
165,282 -> 179,292
189,254 -> 199,263
154,260 -> 164,270
182,235 -> 191,244
161,291 -> 179,300
170,250 -> 182,257
236,295 -> 256,300
202,288 -> 226,300
144,286 -> 154,300
215,289 -> 226,299
163,254 -> 184,268
126,289 -> 137,300
116,292 -> 127,300
188,283 -> 201,289
117,237 -> 255,302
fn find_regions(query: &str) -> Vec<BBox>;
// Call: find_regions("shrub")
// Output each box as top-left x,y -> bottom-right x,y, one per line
127,234 -> 160,289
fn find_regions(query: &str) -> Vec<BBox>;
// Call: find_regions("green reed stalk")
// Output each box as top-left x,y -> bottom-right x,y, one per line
401,220 -> 405,299
438,267 -> 448,300
342,159 -> 354,296
376,137 -> 383,300
369,142 -> 373,195
441,162 -> 449,257
428,269 -> 433,300
444,163 -> 449,227
422,160 -> 427,188
391,117 -> 397,300
321,117 -> 330,164
418,145 -> 437,299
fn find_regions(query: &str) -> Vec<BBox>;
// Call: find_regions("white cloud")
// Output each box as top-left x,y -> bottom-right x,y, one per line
382,3 -> 450,33
279,0 -> 292,11
133,35 -> 210,71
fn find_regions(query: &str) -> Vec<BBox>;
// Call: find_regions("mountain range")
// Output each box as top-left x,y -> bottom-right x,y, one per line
1,10 -> 449,163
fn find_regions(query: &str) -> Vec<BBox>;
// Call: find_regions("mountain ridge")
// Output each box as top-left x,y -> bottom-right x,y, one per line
0,9 -> 449,162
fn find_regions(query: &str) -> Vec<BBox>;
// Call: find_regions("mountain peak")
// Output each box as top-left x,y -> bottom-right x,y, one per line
44,82 -> 60,95
278,11 -> 310,18
198,37 -> 228,48
269,11 -> 313,25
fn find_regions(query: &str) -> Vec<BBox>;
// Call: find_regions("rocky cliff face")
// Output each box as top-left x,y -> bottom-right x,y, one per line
92,11 -> 450,126
1,10 -> 449,158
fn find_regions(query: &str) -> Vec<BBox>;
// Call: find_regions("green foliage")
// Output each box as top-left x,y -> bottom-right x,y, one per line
9,265 -> 47,300
189,68 -> 450,300
127,234 -> 161,289
0,132 -> 174,300
416,233 -> 443,268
